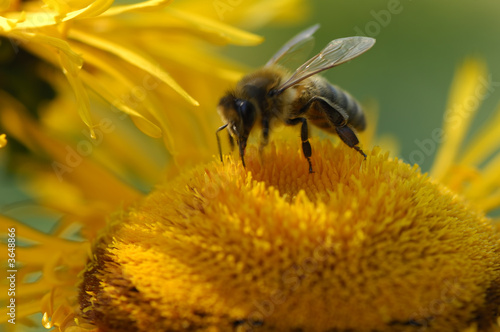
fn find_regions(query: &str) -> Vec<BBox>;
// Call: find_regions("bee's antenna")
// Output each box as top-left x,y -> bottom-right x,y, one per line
216,124 -> 228,164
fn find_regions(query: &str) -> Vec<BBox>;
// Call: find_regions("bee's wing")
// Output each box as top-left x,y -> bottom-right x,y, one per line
265,24 -> 320,68
274,36 -> 376,94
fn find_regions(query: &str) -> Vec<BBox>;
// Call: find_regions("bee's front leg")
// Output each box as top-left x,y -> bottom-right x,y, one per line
286,117 -> 314,173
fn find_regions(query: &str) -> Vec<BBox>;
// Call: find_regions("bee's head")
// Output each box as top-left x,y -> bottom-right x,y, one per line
216,93 -> 257,167
217,93 -> 256,139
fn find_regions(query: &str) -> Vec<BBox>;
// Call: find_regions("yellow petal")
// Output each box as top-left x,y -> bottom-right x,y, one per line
8,32 -> 96,136
69,29 -> 199,106
0,15 -> 19,30
477,189 -> 500,212
357,100 -> 378,148
0,300 -> 42,324
79,71 -> 163,138
0,215 -> 74,248
464,153 -> 500,202
12,12 -> 58,29
101,0 -> 173,16
460,102 -> 500,166
41,290 -> 80,330
145,39 -> 245,82
68,42 -> 165,138
58,51 -> 96,139
42,0 -> 72,15
61,0 -> 115,21
0,133 -> 7,148
167,8 -> 264,46
41,0 -> 112,18
0,94 -> 142,206
229,0 -> 309,29
10,31 -> 82,66
0,0 -> 12,11
430,59 -> 487,181
175,0 -> 308,29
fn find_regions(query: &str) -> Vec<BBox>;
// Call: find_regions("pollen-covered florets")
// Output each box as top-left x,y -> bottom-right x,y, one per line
79,140 -> 500,332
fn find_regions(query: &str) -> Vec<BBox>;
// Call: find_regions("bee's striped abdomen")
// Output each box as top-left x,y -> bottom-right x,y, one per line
326,83 -> 366,131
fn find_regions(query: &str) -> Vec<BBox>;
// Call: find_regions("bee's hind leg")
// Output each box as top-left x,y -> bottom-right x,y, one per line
286,117 -> 314,173
335,126 -> 367,159
301,96 -> 366,160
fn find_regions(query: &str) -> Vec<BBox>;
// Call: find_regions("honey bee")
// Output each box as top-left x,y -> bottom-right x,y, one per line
216,24 -> 375,173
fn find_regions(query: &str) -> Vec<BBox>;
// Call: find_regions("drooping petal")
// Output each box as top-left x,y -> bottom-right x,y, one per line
65,42 -> 165,139
100,0 -> 174,17
68,29 -> 199,106
0,93 -> 142,206
10,31 -> 98,138
430,59 -> 487,181
58,51 -> 96,139
9,31 -> 83,66
79,70 -> 163,138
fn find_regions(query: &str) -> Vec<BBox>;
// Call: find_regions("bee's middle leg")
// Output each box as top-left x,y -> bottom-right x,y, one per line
286,117 -> 313,173
302,96 -> 366,159
260,117 -> 270,156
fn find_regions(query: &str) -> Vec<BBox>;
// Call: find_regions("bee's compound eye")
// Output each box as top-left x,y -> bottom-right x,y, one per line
235,99 -> 255,124
235,100 -> 249,113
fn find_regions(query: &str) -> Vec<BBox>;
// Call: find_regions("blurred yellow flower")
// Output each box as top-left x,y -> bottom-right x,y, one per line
1,0 -> 304,167
1,1 -> 500,331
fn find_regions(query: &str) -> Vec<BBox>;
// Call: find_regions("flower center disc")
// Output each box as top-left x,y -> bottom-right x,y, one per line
80,140 -> 500,332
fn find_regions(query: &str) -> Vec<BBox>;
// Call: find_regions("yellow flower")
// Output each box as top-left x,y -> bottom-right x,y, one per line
76,60 -> 500,331
79,140 -> 500,332
1,4 -> 500,331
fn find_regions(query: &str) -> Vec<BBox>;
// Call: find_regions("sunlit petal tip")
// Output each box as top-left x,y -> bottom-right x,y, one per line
0,134 -> 7,148
42,312 -> 54,329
